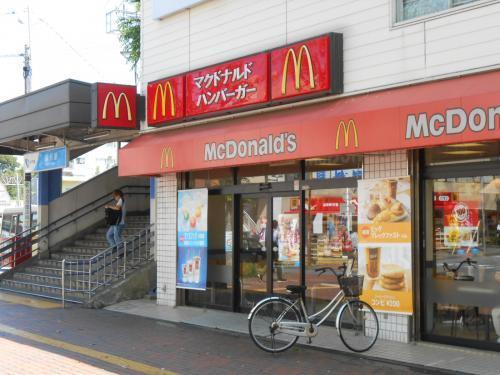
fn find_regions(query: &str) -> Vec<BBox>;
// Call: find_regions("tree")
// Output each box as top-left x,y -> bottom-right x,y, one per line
0,155 -> 23,200
117,0 -> 141,74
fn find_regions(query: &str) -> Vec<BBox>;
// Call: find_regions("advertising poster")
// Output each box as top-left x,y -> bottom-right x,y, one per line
357,176 -> 413,314
177,188 -> 208,290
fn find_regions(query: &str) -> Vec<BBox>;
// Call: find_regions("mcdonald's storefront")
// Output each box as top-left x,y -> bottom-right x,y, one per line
118,32 -> 500,350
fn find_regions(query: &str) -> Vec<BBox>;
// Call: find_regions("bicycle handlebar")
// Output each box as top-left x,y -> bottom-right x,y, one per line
443,257 -> 477,273
315,264 -> 346,278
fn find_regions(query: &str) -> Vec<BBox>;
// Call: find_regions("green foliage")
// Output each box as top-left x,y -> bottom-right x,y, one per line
0,155 -> 22,200
117,0 -> 141,71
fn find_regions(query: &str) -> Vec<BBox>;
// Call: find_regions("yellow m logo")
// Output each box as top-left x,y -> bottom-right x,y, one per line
160,147 -> 174,169
153,82 -> 176,120
335,120 -> 359,150
281,45 -> 316,95
102,92 -> 132,121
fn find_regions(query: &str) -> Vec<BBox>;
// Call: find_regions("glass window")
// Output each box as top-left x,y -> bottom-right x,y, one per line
425,141 -> 500,166
238,162 -> 300,184
395,0 -> 480,23
424,176 -> 500,347
188,168 -> 233,189
186,195 -> 234,309
305,155 -> 363,180
305,188 -> 359,316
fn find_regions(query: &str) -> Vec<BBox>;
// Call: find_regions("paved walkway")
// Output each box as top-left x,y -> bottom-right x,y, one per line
106,299 -> 500,375
0,291 -> 432,375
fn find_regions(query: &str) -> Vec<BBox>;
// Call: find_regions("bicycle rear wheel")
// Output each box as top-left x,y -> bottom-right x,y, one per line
248,298 -> 301,353
337,299 -> 379,352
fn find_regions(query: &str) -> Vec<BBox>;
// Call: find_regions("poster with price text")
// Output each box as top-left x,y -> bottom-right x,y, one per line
357,176 -> 413,314
177,188 -> 208,290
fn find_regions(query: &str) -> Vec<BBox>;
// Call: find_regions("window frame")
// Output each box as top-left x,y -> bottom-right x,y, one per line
391,0 -> 500,28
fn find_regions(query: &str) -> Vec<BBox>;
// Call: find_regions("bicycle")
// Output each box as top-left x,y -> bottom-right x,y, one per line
248,264 -> 379,353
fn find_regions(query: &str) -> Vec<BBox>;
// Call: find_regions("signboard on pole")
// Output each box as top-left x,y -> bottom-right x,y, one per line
24,147 -> 68,173
177,188 -> 208,290
357,176 -> 413,314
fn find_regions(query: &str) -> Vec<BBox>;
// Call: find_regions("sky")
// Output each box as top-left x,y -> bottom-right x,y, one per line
0,0 -> 135,102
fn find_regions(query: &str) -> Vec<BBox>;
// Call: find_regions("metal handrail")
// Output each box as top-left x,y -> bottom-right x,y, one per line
0,225 -> 39,247
0,185 -> 150,272
61,223 -> 155,307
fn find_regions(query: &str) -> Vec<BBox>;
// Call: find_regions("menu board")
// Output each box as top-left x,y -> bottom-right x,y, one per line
177,189 -> 208,290
357,177 -> 413,314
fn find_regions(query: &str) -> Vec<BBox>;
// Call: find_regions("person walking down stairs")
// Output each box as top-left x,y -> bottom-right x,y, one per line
105,190 -> 126,248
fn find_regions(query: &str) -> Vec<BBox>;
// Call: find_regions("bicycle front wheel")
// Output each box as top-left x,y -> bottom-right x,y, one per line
248,298 -> 301,353
337,299 -> 379,352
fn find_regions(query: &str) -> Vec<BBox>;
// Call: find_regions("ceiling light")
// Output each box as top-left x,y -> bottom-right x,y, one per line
442,150 -> 485,156
445,143 -> 484,148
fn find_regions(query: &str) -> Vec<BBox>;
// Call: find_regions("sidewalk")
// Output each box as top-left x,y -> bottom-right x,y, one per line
106,299 -> 500,375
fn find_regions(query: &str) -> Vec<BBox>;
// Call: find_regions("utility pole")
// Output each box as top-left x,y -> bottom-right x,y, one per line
23,44 -> 31,94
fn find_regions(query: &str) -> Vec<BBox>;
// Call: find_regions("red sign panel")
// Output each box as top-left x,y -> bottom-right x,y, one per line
119,69 -> 500,177
147,75 -> 185,126
185,53 -> 269,117
95,83 -> 137,129
271,35 -> 334,101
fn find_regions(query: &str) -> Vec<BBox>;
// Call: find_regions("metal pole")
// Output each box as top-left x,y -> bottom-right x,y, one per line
61,260 -> 65,308
123,241 -> 127,279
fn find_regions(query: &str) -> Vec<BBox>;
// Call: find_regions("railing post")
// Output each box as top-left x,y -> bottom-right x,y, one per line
61,259 -> 65,308
88,258 -> 92,302
123,241 -> 127,279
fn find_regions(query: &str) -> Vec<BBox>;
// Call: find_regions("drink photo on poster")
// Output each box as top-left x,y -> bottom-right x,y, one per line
177,189 -> 208,290
358,243 -> 413,313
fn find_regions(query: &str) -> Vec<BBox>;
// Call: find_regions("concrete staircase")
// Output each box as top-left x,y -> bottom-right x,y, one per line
0,214 -> 151,303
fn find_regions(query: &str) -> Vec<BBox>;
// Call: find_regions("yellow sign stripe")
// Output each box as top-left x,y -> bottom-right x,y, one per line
0,292 -> 61,309
0,323 -> 177,375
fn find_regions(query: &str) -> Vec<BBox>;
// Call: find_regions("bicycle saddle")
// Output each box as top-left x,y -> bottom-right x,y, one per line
286,285 -> 306,294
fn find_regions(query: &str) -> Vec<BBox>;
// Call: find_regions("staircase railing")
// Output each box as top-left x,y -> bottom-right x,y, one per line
0,185 -> 149,277
61,223 -> 155,307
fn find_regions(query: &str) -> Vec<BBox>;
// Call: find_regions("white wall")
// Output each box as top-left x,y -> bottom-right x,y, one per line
141,0 -> 500,95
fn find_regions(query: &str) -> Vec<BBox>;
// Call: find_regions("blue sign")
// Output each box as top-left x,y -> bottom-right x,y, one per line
24,147 -> 68,173
177,189 -> 208,290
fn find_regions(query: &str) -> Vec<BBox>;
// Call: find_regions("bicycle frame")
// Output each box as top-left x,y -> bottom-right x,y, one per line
251,290 -> 348,338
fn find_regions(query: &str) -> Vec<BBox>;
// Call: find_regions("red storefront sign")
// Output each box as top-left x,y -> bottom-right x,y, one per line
93,83 -> 138,129
145,34 -> 342,125
119,69 -> 500,177
186,53 -> 269,117
147,75 -> 185,126
271,34 -> 342,101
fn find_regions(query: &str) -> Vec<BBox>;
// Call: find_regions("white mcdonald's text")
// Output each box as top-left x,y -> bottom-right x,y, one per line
406,105 -> 500,139
205,133 -> 297,161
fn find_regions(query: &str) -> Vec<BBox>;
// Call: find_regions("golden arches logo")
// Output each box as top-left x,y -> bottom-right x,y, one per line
160,146 -> 174,169
335,120 -> 359,150
281,45 -> 316,95
152,82 -> 176,120
102,92 -> 132,121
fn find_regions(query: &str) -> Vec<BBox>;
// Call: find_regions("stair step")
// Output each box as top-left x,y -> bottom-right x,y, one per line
0,279 -> 88,300
13,273 -> 91,288
0,287 -> 83,304
74,240 -> 110,247
61,246 -> 106,255
95,227 -> 149,234
24,266 -> 62,277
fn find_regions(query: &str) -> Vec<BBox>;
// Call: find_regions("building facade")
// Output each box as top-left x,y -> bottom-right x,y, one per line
120,0 -> 500,351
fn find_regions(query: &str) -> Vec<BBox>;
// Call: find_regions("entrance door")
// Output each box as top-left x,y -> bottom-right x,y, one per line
238,193 -> 301,311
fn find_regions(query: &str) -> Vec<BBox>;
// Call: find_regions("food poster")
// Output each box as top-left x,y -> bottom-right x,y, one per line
357,177 -> 413,314
276,213 -> 300,262
177,189 -> 208,290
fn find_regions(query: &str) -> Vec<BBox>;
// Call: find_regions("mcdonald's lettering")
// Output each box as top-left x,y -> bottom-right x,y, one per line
95,83 -> 137,129
147,76 -> 185,126
335,120 -> 359,150
153,82 -> 175,120
271,34 -> 340,100
160,147 -> 175,169
102,92 -> 132,121
281,45 -> 315,95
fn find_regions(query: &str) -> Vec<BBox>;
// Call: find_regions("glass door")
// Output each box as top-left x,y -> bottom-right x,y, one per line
238,193 -> 301,311
239,195 -> 269,310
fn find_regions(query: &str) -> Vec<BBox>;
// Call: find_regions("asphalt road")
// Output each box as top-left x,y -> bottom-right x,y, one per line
0,292 -> 445,375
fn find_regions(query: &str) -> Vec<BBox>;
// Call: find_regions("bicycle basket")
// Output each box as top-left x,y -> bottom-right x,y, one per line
339,275 -> 364,297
